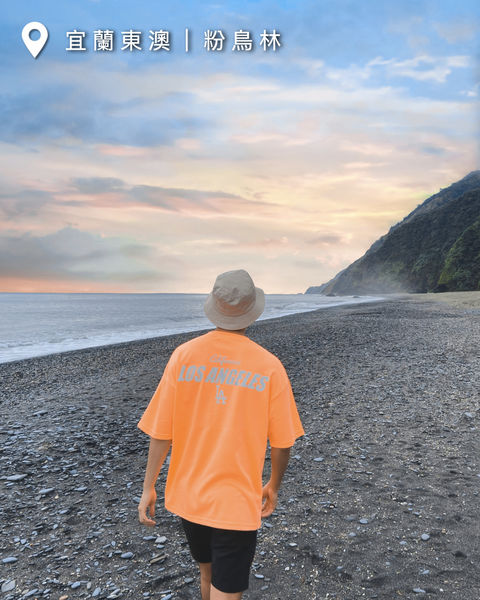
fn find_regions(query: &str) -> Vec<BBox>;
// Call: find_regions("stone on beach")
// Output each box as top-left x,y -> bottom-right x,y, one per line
1,580 -> 16,593
5,474 -> 28,481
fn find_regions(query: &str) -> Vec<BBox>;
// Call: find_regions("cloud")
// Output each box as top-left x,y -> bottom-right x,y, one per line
0,226 -> 161,283
218,236 -> 290,249
434,20 -> 480,44
71,177 -> 126,194
0,189 -> 53,219
386,14 -> 429,52
296,52 -> 472,88
0,177 -> 279,226
306,233 -> 344,246
69,177 -> 276,217
421,145 -> 446,155
0,81 -> 209,147
322,53 -> 472,86
0,46 -> 474,177
381,54 -> 471,83
130,184 -> 274,215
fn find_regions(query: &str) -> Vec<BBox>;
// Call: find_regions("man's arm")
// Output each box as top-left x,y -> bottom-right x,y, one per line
261,446 -> 291,518
138,437 -> 171,526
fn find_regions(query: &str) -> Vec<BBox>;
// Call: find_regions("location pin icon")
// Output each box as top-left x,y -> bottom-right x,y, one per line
22,22 -> 49,58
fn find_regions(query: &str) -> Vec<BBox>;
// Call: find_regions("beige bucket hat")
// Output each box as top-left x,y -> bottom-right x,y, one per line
204,269 -> 265,330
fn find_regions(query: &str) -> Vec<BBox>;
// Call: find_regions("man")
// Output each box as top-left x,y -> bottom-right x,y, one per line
137,269 -> 304,599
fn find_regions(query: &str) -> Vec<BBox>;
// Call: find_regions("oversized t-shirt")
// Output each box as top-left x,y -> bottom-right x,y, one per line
137,329 -> 304,530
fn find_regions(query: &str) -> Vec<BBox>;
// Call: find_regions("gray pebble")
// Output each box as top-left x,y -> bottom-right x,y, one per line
421,533 -> 430,541
71,581 -> 82,589
24,590 -> 39,598
2,556 -> 18,564
413,588 -> 426,594
254,573 -> 265,579
92,587 -> 102,597
1,580 -> 16,593
33,409 -> 48,416
121,551 -> 134,559
156,535 -> 167,544
359,518 -> 369,524
184,578 -> 194,584
6,474 -> 28,481
39,487 -> 55,495
313,457 -> 324,462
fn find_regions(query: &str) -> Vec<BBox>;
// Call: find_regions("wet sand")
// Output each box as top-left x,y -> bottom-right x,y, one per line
1,297 -> 479,599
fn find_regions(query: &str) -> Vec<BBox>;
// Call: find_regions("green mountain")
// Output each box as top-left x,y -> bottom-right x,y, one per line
306,171 -> 480,295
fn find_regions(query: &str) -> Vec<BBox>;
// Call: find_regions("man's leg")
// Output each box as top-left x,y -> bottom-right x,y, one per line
180,519 -> 213,600
198,562 -> 212,600
210,584 -> 242,600
210,527 -> 256,599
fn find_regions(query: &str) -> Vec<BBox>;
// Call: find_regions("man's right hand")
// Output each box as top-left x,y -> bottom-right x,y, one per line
261,446 -> 292,518
138,487 -> 157,526
261,481 -> 278,517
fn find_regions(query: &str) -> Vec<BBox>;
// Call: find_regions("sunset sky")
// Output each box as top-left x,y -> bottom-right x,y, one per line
1,0 -> 479,293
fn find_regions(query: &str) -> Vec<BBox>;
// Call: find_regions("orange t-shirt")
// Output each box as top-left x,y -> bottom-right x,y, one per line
137,329 -> 304,530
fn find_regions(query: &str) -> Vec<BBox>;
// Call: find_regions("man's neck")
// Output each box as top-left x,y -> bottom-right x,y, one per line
215,327 -> 247,336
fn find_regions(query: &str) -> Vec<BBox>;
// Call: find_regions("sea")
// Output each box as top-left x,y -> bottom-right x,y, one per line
0,293 -> 382,364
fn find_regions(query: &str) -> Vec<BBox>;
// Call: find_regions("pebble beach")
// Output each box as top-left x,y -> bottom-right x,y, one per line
1,296 -> 479,600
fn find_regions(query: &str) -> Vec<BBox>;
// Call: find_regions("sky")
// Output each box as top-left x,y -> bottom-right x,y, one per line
0,0 -> 479,293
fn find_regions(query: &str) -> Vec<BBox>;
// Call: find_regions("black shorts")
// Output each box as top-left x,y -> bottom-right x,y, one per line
180,518 -> 258,593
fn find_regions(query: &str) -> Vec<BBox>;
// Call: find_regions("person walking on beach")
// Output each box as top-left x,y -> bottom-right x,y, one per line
137,269 -> 304,599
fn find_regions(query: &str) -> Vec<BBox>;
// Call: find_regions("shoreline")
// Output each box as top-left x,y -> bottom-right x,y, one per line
0,295 -> 384,368
5,288 -> 480,368
1,297 -> 479,599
